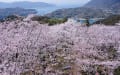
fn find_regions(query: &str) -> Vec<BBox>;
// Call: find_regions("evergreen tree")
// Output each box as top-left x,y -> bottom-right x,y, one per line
85,18 -> 90,27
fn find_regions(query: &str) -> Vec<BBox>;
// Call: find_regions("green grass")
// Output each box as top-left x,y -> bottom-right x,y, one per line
31,16 -> 68,26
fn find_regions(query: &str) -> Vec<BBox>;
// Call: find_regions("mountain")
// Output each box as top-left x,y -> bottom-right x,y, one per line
46,0 -> 120,19
0,8 -> 37,19
0,1 -> 55,8
46,7 -> 108,18
85,0 -> 120,9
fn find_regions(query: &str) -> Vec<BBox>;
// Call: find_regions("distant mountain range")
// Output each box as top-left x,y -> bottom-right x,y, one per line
47,0 -> 120,18
46,7 -> 108,18
0,8 -> 37,19
0,1 -> 55,8
85,0 -> 120,9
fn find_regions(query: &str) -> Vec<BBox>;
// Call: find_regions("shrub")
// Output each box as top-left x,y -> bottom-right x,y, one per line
114,66 -> 120,75
95,15 -> 120,25
0,15 -> 23,22
31,16 -> 68,26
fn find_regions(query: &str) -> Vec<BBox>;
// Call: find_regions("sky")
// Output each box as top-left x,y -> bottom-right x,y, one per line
0,0 -> 90,5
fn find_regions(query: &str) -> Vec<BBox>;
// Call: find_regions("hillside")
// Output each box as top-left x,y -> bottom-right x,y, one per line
0,8 -> 37,19
46,7 -> 108,18
85,0 -> 120,9
95,15 -> 120,25
0,15 -> 120,75
85,0 -> 120,14
0,1 -> 55,8
46,0 -> 120,19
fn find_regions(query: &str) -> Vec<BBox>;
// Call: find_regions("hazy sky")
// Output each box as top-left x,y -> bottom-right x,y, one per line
0,0 -> 90,5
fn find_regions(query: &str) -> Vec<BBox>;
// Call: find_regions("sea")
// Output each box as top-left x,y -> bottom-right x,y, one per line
34,6 -> 61,15
34,5 -> 82,15
79,19 -> 98,24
